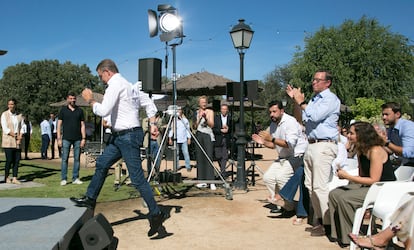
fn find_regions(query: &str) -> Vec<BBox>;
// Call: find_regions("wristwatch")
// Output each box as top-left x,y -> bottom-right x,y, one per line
272,138 -> 276,144
385,140 -> 390,147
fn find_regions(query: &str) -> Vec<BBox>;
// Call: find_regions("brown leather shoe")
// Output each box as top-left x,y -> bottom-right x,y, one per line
310,225 -> 325,237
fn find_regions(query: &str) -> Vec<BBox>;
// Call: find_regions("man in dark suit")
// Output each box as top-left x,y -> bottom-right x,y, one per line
213,103 -> 233,177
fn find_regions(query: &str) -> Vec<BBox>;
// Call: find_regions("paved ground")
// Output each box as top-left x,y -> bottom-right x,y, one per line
0,147 -> 344,249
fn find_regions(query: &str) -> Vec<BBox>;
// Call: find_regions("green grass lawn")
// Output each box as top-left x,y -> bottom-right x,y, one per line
0,157 -> 142,203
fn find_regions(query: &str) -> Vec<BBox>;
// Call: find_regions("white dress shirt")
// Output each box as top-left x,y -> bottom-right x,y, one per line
92,74 -> 157,132
269,113 -> 308,159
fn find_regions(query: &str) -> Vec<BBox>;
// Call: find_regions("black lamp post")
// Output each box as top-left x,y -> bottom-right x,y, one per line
230,19 -> 254,190
0,50 -> 7,56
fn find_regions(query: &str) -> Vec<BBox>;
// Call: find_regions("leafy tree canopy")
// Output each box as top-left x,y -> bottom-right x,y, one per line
0,59 -> 102,123
289,16 -> 414,107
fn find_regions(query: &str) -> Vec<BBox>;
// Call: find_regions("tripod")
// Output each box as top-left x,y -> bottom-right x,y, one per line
147,106 -> 233,200
246,100 -> 264,186
225,101 -> 236,182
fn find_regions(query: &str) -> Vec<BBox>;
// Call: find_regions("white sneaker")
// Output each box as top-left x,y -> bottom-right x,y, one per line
72,179 -> 83,185
210,184 -> 217,190
60,180 -> 67,186
196,183 -> 208,188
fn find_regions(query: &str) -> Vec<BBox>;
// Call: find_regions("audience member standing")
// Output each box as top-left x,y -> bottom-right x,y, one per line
169,107 -> 192,171
1,98 -> 24,184
286,70 -> 340,236
193,95 -> 216,190
40,116 -> 51,160
49,112 -> 61,159
381,102 -> 414,166
57,92 -> 86,186
71,59 -> 166,237
251,100 -> 308,204
142,112 -> 162,175
22,115 -> 32,160
213,103 -> 232,177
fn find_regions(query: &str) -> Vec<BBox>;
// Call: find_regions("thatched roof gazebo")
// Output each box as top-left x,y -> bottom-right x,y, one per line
164,71 -> 234,96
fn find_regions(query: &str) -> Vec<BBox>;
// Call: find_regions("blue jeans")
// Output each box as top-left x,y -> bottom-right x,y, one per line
148,140 -> 160,173
86,128 -> 160,216
279,166 -> 308,217
61,139 -> 81,181
41,134 -> 50,159
178,142 -> 191,170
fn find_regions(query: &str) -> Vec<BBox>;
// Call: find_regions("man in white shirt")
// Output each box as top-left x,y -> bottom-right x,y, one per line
71,59 -> 166,237
252,100 -> 308,203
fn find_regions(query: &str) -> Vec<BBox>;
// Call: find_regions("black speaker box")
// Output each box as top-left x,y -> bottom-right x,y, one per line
226,81 -> 258,101
213,99 -> 221,112
226,82 -> 247,101
78,213 -> 114,250
246,80 -> 258,101
159,170 -> 182,183
138,58 -> 162,92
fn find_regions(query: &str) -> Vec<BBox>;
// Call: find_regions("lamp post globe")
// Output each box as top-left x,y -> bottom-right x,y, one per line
230,19 -> 254,190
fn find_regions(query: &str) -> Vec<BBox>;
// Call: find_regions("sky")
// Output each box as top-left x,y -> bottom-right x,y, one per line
1,0 -> 414,84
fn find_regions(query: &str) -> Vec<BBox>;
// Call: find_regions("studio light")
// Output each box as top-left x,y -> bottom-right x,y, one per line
148,4 -> 183,42
230,19 -> 254,190
147,4 -> 184,173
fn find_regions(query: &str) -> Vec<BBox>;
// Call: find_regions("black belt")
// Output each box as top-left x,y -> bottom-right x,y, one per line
308,138 -> 337,144
112,127 -> 140,136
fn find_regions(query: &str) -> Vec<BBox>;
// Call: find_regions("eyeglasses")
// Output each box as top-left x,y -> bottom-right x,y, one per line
312,78 -> 327,83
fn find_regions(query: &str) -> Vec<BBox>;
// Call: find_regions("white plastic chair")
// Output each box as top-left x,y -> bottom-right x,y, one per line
368,182 -> 414,242
350,182 -> 386,250
394,165 -> 414,181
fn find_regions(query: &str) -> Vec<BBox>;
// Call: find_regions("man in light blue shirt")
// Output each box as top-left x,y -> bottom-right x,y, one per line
40,116 -> 52,160
168,108 -> 192,171
381,102 -> 414,166
286,70 -> 340,236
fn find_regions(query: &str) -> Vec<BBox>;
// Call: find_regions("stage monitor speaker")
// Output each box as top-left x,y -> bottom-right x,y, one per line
139,58 -> 162,92
79,213 -> 114,250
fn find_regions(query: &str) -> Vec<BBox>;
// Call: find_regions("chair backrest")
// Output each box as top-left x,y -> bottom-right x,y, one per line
361,182 -> 386,208
394,166 -> 414,181
372,182 -> 414,221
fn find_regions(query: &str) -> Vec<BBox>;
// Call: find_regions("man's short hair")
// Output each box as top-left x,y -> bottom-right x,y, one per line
381,102 -> 401,114
268,100 -> 284,110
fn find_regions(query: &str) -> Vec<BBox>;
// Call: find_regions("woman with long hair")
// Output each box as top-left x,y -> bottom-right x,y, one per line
328,121 -> 396,247
1,98 -> 24,184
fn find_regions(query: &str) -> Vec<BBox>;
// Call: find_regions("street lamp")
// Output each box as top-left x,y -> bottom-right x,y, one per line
0,50 -> 7,56
230,19 -> 254,190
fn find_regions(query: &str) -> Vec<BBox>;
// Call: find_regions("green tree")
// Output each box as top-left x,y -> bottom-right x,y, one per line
289,16 -> 414,107
350,97 -> 385,123
0,60 -> 102,123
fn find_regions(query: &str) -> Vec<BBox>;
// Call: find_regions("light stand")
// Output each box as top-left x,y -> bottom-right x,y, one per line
230,19 -> 254,190
148,4 -> 184,173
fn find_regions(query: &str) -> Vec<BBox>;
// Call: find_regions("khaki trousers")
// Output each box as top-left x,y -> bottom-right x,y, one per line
303,141 -> 337,224
263,159 -> 294,199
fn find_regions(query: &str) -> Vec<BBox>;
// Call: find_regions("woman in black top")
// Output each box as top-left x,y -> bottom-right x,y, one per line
328,121 -> 396,247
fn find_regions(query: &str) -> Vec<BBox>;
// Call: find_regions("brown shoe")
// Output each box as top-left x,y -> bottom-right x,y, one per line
310,225 -> 325,237
6,177 -> 12,184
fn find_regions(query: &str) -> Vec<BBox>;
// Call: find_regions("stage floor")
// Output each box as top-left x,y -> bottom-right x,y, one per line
0,198 -> 92,250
